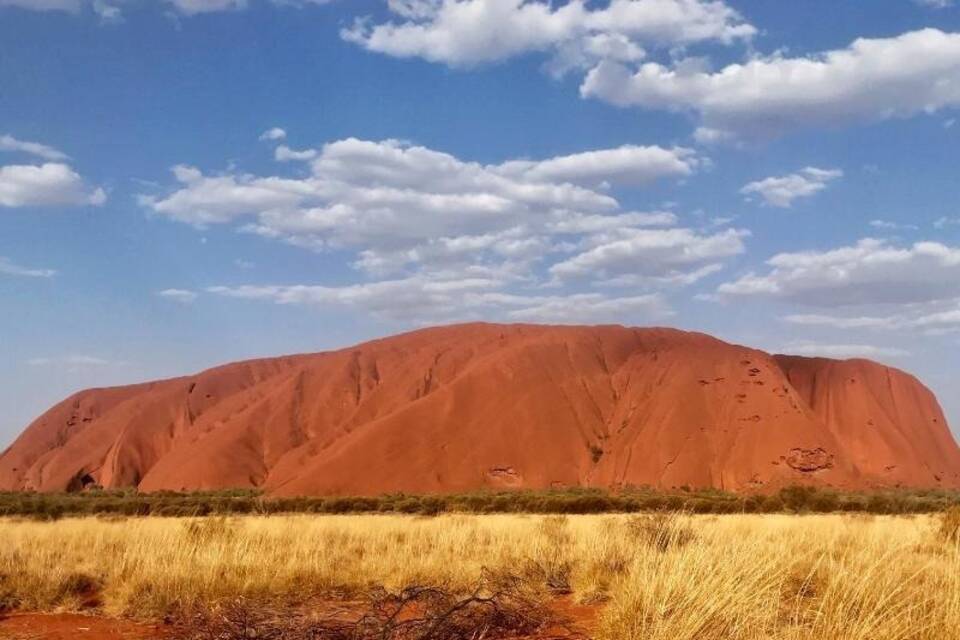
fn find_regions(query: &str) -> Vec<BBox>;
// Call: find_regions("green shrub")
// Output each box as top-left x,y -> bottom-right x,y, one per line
0,486 -> 958,518
760,496 -> 784,513
779,486 -> 818,512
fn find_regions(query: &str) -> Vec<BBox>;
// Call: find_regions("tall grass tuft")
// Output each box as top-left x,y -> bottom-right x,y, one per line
940,506 -> 960,545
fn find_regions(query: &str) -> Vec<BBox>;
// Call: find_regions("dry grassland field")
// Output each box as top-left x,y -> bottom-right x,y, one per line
1,510 -> 960,640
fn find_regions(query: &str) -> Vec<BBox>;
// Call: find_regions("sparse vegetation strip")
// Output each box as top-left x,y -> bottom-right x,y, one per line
2,485 -> 959,519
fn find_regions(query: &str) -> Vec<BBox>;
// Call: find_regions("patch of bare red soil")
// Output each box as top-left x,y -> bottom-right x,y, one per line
546,597 -> 600,637
0,598 -> 599,640
0,613 -> 169,640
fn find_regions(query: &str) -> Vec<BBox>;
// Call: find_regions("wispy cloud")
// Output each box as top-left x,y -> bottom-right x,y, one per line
0,134 -> 69,161
935,217 -> 960,229
27,354 -> 123,370
913,0 -> 953,8
718,239 -> 960,306
779,341 -> 910,360
0,257 -> 56,278
869,219 -> 919,232
157,288 -> 199,303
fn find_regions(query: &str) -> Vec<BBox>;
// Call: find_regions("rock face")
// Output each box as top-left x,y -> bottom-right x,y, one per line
2,323 -> 959,495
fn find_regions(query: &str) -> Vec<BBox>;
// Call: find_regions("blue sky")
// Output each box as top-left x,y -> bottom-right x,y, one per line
2,0 -> 960,447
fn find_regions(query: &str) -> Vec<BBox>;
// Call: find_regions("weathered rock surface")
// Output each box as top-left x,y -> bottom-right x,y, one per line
2,323 -> 958,494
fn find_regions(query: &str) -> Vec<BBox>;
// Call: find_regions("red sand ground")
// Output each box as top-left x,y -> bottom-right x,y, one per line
0,613 -> 168,639
0,599 -> 598,639
2,322 -> 959,494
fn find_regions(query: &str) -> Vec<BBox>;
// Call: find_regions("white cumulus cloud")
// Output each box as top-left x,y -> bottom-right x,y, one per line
141,137 -> 715,286
275,145 -> 319,162
259,127 -> 287,141
0,163 -> 106,208
740,167 -> 842,208
144,134 -> 744,324
343,0 -> 755,72
582,28 -> 960,140
498,144 -> 701,186
718,239 -> 960,306
549,226 -> 747,283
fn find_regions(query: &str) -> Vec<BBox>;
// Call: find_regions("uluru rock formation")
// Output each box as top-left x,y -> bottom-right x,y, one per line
2,323 -> 959,495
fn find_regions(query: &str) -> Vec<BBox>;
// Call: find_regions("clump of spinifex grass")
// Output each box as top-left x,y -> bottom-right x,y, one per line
941,506 -> 960,544
625,511 -> 697,552
522,516 -> 575,594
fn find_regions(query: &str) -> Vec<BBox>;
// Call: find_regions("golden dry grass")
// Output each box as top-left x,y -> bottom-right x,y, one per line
1,512 -> 958,639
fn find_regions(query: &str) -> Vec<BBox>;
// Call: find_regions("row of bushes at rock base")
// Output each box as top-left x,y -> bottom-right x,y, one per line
1,485 -> 959,519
